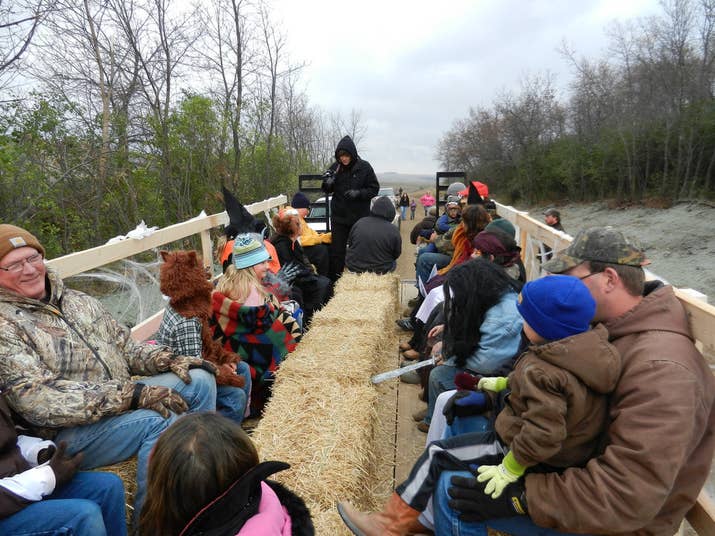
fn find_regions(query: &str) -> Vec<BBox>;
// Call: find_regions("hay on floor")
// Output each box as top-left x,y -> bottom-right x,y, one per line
251,272 -> 400,534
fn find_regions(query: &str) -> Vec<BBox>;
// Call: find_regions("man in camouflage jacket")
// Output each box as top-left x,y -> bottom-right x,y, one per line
0,224 -> 218,520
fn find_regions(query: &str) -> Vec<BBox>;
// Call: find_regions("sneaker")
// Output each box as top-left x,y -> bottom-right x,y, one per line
416,421 -> 430,433
395,318 -> 414,331
400,370 -> 420,384
412,407 -> 427,422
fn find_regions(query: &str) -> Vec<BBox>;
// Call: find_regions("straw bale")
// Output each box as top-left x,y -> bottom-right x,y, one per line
97,457 -> 137,526
251,272 -> 401,533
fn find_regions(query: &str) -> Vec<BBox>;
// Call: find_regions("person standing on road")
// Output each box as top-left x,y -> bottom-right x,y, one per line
321,135 -> 380,281
399,193 -> 410,221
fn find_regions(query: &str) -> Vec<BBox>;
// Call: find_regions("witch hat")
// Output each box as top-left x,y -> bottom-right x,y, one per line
467,181 -> 485,205
222,186 -> 262,239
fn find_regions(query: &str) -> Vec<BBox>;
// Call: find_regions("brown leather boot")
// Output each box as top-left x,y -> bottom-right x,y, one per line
337,492 -> 427,535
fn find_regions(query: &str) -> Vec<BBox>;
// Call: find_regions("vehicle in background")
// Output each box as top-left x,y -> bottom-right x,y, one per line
306,196 -> 331,233
377,187 -> 398,207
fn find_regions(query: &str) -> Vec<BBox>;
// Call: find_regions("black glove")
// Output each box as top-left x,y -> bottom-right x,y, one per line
448,475 -> 527,522
277,262 -> 301,284
322,171 -> 335,192
49,441 -> 83,489
442,390 -> 491,426
344,189 -> 360,200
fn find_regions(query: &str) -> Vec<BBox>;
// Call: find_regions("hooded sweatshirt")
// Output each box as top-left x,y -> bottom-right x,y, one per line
345,196 -> 401,274
321,136 -> 380,226
525,283 -> 715,535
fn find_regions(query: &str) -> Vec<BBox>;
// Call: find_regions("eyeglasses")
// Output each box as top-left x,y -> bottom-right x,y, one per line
578,271 -> 602,281
0,253 -> 44,273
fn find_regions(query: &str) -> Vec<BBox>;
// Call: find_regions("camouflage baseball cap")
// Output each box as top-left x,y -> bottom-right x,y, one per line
542,226 -> 649,274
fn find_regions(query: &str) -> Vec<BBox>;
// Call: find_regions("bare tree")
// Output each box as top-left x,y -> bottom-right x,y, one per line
0,0 -> 54,86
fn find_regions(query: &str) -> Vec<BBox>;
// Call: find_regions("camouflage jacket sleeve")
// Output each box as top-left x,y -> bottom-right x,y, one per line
103,312 -> 178,377
0,323 -> 135,428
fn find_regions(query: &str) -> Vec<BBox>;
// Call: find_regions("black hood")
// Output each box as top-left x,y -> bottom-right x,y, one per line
335,135 -> 359,161
371,196 -> 396,221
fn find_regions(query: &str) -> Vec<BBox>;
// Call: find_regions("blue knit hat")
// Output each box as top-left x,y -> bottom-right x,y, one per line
232,233 -> 270,269
517,275 -> 595,341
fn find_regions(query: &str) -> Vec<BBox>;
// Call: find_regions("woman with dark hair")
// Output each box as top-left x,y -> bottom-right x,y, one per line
420,258 -> 523,430
139,413 -> 314,536
269,208 -> 332,325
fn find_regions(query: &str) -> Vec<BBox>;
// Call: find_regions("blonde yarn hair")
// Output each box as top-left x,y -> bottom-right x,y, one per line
216,264 -> 270,303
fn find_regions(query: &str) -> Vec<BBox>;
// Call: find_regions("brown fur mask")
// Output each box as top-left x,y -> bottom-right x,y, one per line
159,251 -> 244,387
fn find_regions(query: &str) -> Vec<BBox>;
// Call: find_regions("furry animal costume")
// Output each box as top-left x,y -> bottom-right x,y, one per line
159,250 -> 244,388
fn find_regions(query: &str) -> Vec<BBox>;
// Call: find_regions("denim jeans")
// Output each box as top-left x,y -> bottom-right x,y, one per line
424,365 -> 459,425
434,470 -> 587,536
416,252 -> 451,288
401,206 -> 407,220
0,471 -> 127,536
217,360 -> 252,424
56,369 -> 216,522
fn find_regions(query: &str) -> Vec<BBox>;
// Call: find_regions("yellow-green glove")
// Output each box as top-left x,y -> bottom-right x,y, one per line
476,451 -> 525,498
477,376 -> 508,392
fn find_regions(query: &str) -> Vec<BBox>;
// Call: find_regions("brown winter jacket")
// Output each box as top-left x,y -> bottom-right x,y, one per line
0,269 -> 178,436
526,284 -> 715,535
496,323 -> 621,469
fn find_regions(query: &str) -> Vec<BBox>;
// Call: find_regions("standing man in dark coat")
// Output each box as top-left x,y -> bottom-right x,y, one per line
321,135 -> 380,281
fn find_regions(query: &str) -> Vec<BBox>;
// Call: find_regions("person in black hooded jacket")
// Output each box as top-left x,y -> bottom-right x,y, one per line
345,196 -> 402,274
321,135 -> 380,280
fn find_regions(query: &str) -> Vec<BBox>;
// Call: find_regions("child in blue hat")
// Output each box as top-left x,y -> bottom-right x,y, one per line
338,275 -> 623,534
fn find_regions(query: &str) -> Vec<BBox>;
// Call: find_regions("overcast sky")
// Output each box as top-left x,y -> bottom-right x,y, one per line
270,0 -> 662,174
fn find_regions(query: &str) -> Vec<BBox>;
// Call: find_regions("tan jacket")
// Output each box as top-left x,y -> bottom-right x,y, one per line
0,269 -> 175,435
526,284 -> 715,535
497,324 -> 621,469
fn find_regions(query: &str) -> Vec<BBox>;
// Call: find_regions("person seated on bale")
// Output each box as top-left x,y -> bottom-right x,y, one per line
409,206 -> 438,248
400,227 -> 525,367
417,196 -> 462,258
431,227 -> 714,536
289,192 -> 331,278
140,413 -> 314,535
0,392 -> 127,536
337,275 -> 620,536
414,258 -> 523,434
0,225 -> 217,523
345,196 -> 402,275
211,234 -> 301,417
270,207 -> 332,325
400,204 -> 491,332
218,186 -> 281,275
156,250 -> 252,425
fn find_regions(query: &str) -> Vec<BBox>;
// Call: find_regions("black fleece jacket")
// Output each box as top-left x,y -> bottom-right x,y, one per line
321,136 -> 380,226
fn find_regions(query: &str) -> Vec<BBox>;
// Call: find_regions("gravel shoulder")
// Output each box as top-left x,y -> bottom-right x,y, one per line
530,200 -> 715,300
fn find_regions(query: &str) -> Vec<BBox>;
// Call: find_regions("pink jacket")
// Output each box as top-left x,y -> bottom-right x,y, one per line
237,482 -> 292,536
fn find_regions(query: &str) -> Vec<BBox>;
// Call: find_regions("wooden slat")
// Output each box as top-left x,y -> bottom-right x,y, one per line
46,195 -> 286,278
686,491 -> 715,536
130,309 -> 165,342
